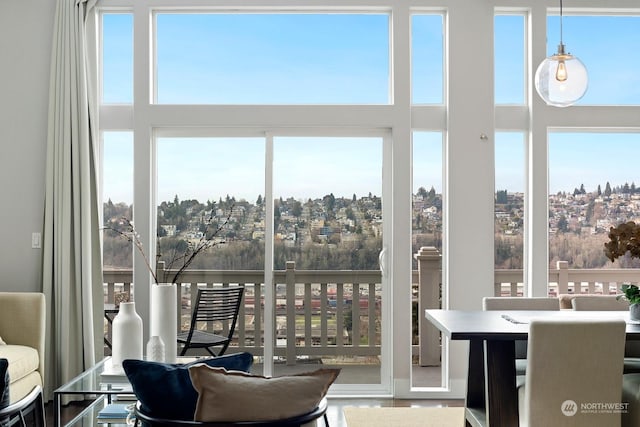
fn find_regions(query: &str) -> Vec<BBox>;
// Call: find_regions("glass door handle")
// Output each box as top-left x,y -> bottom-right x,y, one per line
378,247 -> 387,278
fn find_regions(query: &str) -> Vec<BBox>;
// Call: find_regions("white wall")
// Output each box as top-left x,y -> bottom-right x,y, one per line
0,0 -> 54,292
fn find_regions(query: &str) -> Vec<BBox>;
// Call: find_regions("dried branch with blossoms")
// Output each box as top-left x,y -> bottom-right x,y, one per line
605,221 -> 640,305
104,207 -> 232,285
604,221 -> 640,262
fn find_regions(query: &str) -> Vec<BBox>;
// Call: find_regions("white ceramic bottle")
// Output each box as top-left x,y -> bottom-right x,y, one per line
111,301 -> 143,370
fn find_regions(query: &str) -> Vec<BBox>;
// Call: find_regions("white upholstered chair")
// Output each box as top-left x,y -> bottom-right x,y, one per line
482,297 -> 559,375
570,294 -> 629,311
518,318 -> 626,427
482,297 -> 561,312
622,373 -> 640,427
571,295 -> 640,374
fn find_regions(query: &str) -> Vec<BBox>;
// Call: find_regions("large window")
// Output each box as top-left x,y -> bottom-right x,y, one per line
98,1 -> 640,399
412,131 -> 443,266
102,131 -> 133,270
549,132 -> 640,268
412,14 -> 444,104
546,15 -> 640,105
273,137 -> 383,271
495,132 -> 525,269
156,137 -> 266,270
494,14 -> 525,105
155,13 -> 390,104
101,13 -> 132,104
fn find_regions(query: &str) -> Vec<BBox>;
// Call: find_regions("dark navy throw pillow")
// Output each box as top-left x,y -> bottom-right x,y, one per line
123,352 -> 253,420
0,358 -> 9,410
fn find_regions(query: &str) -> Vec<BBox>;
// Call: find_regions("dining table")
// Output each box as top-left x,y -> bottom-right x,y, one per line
424,309 -> 640,427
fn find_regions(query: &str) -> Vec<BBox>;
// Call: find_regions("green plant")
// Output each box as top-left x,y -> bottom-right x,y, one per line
618,284 -> 640,305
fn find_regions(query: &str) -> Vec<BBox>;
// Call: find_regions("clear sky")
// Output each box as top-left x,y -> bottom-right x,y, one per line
101,12 -> 640,204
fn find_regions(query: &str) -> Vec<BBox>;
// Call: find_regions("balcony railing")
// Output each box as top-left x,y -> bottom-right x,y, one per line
103,248 -> 640,369
496,260 -> 638,297
103,261 -> 385,365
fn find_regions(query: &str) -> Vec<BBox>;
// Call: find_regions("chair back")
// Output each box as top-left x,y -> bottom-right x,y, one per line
189,287 -> 244,334
134,397 -> 327,426
521,318 -> 626,427
571,294 -> 640,357
483,297 -> 559,358
482,297 -> 560,311
571,295 -> 628,311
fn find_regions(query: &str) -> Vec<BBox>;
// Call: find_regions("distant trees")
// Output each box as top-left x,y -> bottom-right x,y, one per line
557,215 -> 569,232
549,234 -> 611,269
292,200 -> 302,218
104,179 -> 640,273
495,235 -> 523,269
103,192 -> 389,271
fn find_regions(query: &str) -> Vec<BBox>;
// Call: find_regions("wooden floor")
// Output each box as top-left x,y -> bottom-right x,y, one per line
46,398 -> 466,426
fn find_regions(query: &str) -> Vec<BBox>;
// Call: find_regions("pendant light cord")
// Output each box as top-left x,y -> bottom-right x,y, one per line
559,0 -> 564,45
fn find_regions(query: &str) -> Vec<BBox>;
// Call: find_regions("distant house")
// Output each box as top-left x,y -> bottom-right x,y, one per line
161,224 -> 177,237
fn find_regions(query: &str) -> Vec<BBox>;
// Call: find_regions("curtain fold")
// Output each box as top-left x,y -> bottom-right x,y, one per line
42,0 -> 102,401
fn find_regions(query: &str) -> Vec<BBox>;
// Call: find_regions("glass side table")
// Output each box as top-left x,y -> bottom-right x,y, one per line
53,358 -> 133,427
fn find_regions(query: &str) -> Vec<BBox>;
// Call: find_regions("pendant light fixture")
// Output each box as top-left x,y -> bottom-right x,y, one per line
534,0 -> 588,107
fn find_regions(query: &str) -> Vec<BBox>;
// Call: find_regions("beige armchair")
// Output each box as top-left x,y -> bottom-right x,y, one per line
0,292 -> 45,403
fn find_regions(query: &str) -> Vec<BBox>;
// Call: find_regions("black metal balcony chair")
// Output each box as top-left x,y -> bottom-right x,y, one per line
0,385 -> 45,427
177,286 -> 245,357
133,397 -> 329,426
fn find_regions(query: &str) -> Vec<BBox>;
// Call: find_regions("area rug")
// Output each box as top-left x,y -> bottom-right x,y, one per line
343,406 -> 465,427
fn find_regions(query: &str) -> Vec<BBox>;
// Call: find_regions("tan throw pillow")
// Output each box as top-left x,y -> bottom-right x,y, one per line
188,365 -> 340,422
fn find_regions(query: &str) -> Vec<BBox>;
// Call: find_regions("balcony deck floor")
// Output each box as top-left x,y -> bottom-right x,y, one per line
253,362 -> 443,388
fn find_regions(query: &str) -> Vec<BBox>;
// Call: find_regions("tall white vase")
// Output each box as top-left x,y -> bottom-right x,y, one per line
111,302 -> 143,370
151,283 -> 178,363
146,335 -> 165,362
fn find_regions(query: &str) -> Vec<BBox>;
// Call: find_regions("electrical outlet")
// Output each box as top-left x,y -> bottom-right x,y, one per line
31,232 -> 41,249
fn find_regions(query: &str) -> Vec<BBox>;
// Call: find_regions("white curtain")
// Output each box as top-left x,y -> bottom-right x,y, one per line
42,0 -> 103,401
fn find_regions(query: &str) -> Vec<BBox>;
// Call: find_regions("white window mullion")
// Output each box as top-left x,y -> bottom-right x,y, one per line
263,133 -> 275,377
527,3 -> 551,297
389,3 -> 412,398
132,1 -> 153,339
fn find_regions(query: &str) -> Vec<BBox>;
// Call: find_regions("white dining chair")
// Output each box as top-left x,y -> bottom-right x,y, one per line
482,297 -> 560,375
622,373 -> 640,427
482,297 -> 561,312
570,294 -> 629,310
518,318 -> 626,427
571,295 -> 640,374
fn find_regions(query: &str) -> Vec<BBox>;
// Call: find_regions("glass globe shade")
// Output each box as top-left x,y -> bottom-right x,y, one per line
534,53 -> 588,107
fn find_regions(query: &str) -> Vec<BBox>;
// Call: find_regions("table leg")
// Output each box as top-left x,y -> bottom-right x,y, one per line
54,392 -> 61,427
466,339 -> 485,408
485,339 -> 518,426
464,339 -> 486,427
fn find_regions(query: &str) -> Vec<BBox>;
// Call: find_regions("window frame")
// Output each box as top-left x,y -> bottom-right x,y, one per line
94,0 -> 640,400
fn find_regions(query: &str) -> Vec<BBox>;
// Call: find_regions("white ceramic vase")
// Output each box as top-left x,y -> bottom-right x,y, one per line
146,335 -> 166,362
631,303 -> 640,321
111,302 -> 143,370
151,283 -> 178,363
